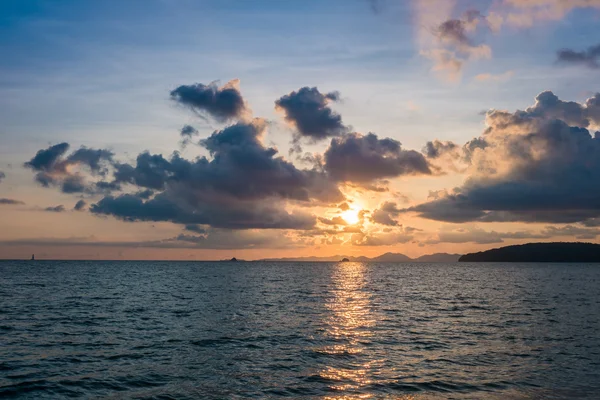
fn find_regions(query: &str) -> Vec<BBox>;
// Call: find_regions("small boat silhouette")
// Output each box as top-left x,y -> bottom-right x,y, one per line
31,254 -> 35,261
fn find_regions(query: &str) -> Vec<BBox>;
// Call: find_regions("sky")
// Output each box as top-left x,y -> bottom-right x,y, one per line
1,0 -> 600,260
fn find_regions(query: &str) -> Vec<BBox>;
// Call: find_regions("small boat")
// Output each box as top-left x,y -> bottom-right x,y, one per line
31,254 -> 35,261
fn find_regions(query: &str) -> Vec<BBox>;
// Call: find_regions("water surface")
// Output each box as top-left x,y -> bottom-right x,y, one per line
1,261 -> 599,399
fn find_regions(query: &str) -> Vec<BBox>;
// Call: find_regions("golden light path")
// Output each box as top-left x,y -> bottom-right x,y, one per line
319,262 -> 425,400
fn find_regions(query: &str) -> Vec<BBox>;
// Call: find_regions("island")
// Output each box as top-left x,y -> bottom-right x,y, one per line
459,242 -> 600,262
340,258 -> 350,262
230,257 -> 238,262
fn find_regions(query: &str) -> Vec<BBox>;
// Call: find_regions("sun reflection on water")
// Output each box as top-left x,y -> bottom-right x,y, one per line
317,262 -> 381,396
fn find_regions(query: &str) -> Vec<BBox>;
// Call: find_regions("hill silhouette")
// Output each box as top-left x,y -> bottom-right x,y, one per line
459,242 -> 600,262
260,252 -> 461,262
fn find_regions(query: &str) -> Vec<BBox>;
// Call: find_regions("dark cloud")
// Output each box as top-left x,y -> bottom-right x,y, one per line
405,91 -> 600,224
25,143 -> 115,193
324,132 -> 431,183
275,87 -> 346,141
45,205 -> 65,213
0,171 -> 5,183
135,189 -> 154,199
184,224 -> 206,234
24,142 -> 70,172
170,80 -> 247,122
91,193 -> 315,230
485,90 -> 600,130
180,125 -> 199,138
61,175 -> 86,193
557,43 -> 600,69
74,200 -> 87,211
371,201 -> 401,226
0,198 -> 25,205
66,147 -> 114,175
423,140 -> 459,159
92,119 -> 343,230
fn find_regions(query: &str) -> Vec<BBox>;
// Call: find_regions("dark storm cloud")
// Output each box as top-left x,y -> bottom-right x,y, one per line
45,205 -> 65,212
405,91 -> 600,224
92,119 -> 343,230
74,200 -> 87,211
557,43 -> 600,69
170,80 -> 247,122
0,198 -> 25,205
324,132 -> 431,183
275,87 -> 346,141
180,125 -> 198,138
371,201 -> 401,226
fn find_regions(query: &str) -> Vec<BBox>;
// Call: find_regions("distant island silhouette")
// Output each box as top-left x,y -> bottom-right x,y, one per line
459,242 -> 600,262
340,258 -> 350,262
260,252 -> 461,263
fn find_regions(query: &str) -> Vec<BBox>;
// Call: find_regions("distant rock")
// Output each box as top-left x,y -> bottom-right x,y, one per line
340,258 -> 350,262
459,242 -> 600,262
230,257 -> 238,262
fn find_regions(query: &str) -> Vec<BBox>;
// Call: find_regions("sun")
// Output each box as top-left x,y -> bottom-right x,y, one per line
340,208 -> 360,225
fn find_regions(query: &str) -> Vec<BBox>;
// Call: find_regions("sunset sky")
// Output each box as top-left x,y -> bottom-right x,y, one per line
1,0 -> 600,259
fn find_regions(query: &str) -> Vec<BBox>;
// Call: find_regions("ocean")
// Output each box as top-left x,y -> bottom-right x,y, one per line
1,261 -> 599,399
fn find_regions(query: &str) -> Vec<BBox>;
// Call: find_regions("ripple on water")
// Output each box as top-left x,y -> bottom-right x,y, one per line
0,260 -> 599,399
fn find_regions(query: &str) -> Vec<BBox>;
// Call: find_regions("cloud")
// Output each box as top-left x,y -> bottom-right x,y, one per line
351,229 -> 414,246
180,125 -> 199,138
184,224 -> 207,234
24,143 -> 115,193
92,119 -> 344,230
405,91 -> 600,224
371,201 -> 401,226
324,132 -> 432,183
275,87 -> 346,141
425,227 -> 550,244
474,70 -> 515,82
423,140 -> 459,159
0,229 -> 308,250
170,79 -> 248,123
179,125 -> 199,148
0,171 -> 5,183
74,200 -> 87,211
0,198 -> 25,205
557,43 -> 600,69
45,205 -> 65,213
318,216 -> 347,226
412,0 -> 600,81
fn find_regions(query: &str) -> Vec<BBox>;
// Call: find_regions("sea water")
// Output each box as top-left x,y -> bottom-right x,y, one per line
1,261 -> 599,399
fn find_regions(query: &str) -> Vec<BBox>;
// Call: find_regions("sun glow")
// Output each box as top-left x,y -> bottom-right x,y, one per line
340,208 -> 360,225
